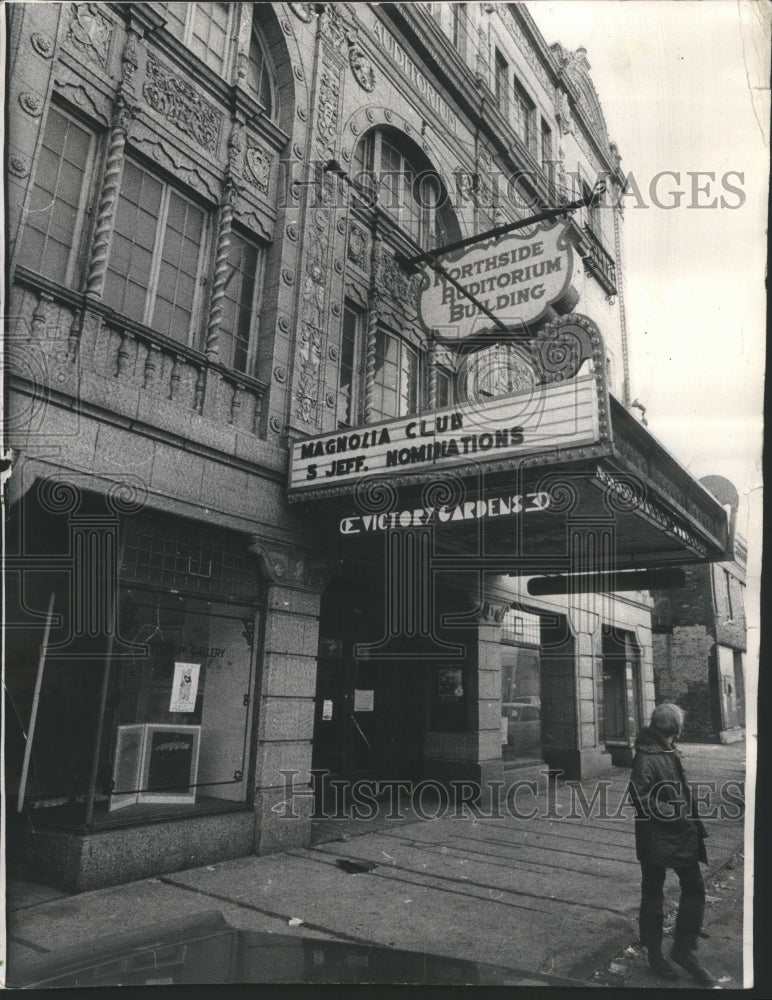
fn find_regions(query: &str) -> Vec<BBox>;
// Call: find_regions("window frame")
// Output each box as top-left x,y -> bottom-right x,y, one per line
540,117 -> 553,174
247,20 -> 277,119
18,103 -> 99,288
370,326 -> 420,423
337,302 -> 366,428
103,156 -> 211,349
451,3 -> 467,59
513,77 -> 536,156
501,608 -> 541,646
217,226 -> 265,375
357,131 -> 442,247
434,363 -> 455,411
162,2 -> 234,79
494,49 -> 509,117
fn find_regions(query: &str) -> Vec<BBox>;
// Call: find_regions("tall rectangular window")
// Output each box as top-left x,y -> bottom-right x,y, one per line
338,304 -> 364,427
435,366 -> 453,409
723,569 -> 734,620
219,231 -> 262,373
162,2 -> 231,77
17,106 -> 95,285
371,329 -> 418,423
104,159 -> 208,345
513,79 -> 536,155
541,119 -> 553,172
452,4 -> 467,58
494,50 -> 509,116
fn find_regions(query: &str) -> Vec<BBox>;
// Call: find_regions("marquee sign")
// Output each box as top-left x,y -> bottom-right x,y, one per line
288,374 -> 601,499
338,489 -> 552,536
417,222 -> 574,341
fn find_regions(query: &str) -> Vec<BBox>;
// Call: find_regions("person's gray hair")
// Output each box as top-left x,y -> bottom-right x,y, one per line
650,702 -> 685,737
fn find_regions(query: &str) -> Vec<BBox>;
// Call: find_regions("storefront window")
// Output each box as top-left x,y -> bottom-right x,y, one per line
107,588 -> 257,812
501,609 -> 541,761
8,499 -> 263,828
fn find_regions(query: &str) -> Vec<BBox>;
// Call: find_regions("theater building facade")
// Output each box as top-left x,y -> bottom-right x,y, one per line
5,1 -> 730,891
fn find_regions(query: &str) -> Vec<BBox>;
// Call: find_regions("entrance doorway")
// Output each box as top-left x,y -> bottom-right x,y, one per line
312,580 -> 426,793
602,628 -> 642,748
500,608 -> 542,764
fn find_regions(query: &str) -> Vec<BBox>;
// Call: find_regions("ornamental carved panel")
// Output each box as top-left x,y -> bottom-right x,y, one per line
142,56 -> 222,153
244,141 -> 270,193
68,3 -> 113,68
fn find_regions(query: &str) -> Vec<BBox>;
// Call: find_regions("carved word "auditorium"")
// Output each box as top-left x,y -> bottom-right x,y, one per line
339,491 -> 551,535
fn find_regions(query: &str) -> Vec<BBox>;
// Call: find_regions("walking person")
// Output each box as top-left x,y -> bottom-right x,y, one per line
629,703 -> 713,987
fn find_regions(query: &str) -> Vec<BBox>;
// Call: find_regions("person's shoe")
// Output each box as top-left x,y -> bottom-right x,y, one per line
670,948 -> 715,987
647,949 -> 679,980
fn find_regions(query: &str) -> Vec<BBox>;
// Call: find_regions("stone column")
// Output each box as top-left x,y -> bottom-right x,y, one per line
422,575 -> 510,805
249,540 -> 336,854
84,19 -> 142,299
542,513 -> 615,779
469,592 -> 511,801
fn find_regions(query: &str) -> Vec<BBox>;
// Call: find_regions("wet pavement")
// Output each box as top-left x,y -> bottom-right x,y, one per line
8,911 -> 585,988
4,741 -> 747,987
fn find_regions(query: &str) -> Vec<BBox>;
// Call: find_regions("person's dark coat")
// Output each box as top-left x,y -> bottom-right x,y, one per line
629,726 -> 708,868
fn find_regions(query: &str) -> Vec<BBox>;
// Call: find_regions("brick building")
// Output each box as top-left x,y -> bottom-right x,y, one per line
651,476 -> 747,742
5,2 -> 729,891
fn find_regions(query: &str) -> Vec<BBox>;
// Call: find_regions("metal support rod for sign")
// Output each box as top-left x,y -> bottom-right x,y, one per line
397,181 -> 606,269
324,159 -> 512,334
17,591 -> 56,813
421,250 -> 511,333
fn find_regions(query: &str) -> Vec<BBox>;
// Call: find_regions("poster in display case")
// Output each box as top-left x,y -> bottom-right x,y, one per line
109,724 -> 201,810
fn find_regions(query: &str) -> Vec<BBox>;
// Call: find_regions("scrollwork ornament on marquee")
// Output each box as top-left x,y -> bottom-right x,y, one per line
530,313 -> 603,384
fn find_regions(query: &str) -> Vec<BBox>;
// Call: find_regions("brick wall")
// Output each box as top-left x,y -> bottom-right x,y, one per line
651,627 -> 718,742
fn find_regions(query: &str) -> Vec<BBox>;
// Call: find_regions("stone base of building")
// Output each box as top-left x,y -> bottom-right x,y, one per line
719,727 -> 745,744
254,787 -> 313,855
421,758 -> 504,808
27,810 -> 256,893
606,744 -> 636,768
542,746 -> 614,779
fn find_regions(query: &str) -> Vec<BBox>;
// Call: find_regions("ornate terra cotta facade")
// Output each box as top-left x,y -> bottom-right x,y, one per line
5,3 -> 729,892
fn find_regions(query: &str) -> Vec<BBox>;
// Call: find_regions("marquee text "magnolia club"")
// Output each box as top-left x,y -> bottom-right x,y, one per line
304,427 -> 525,480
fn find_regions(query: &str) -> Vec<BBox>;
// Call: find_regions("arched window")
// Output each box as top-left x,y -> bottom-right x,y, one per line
247,22 -> 277,118
352,129 -> 458,249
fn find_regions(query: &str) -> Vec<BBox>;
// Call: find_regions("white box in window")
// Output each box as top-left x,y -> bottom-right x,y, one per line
109,724 -> 145,811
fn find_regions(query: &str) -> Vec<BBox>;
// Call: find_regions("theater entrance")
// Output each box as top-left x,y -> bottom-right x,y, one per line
312,578 -> 426,806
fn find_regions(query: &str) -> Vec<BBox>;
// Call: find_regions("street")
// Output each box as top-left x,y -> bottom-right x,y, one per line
5,741 -> 746,987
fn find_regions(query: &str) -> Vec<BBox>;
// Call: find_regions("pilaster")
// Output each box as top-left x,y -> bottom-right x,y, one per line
248,538 -> 337,853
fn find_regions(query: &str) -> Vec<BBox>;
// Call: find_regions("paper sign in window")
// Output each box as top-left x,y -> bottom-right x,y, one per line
170,662 -> 200,713
354,689 -> 374,712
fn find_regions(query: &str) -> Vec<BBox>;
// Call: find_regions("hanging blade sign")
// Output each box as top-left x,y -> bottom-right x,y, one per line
416,221 -> 575,341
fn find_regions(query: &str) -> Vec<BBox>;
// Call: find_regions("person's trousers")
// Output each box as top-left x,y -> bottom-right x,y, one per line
639,862 -> 705,953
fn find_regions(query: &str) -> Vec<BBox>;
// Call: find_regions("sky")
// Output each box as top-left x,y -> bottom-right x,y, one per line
526,1 -> 768,692
527,0 -> 768,530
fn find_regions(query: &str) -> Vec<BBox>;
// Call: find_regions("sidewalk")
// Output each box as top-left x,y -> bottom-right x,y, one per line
5,742 -> 747,986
